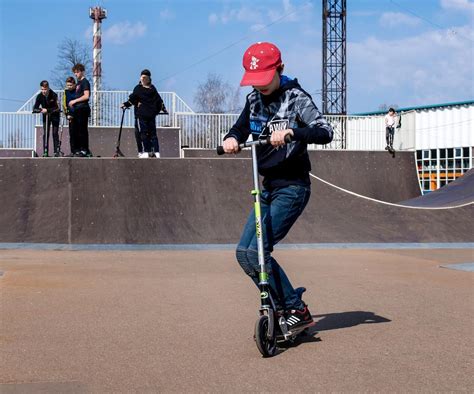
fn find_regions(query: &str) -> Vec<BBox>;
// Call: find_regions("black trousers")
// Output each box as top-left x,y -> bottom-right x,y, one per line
68,116 -> 79,154
74,106 -> 91,153
385,126 -> 394,147
135,117 -> 159,153
42,115 -> 60,154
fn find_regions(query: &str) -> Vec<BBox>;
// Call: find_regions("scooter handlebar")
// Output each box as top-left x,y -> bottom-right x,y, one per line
216,135 -> 292,156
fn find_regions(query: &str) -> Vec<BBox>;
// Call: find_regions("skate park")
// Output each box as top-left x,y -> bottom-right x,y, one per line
1,1 -> 474,393
1,142 -> 473,392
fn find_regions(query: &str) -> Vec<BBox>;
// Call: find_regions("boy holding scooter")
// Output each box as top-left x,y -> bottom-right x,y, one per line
221,42 -> 334,333
121,69 -> 168,158
63,77 -> 79,156
32,80 -> 60,157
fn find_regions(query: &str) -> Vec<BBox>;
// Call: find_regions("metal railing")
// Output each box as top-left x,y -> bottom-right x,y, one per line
2,89 -> 420,151
1,90 -> 193,149
175,113 -> 417,151
17,90 -> 193,125
174,113 -> 240,149
0,112 -> 39,149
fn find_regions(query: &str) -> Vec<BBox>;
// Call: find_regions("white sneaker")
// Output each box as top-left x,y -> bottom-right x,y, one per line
154,152 -> 160,158
138,152 -> 149,158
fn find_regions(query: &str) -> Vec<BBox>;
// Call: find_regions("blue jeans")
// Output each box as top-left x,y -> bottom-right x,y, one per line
236,184 -> 311,311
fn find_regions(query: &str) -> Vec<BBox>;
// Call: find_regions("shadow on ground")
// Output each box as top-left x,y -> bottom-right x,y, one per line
314,311 -> 391,331
276,311 -> 391,354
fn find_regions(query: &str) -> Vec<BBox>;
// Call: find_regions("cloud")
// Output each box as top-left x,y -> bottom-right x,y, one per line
209,6 -> 262,25
208,13 -> 219,24
208,0 -> 312,26
379,12 -> 421,28
103,21 -> 147,45
250,23 -> 267,32
349,25 -> 474,107
268,0 -> 304,23
159,9 -> 175,21
440,0 -> 474,13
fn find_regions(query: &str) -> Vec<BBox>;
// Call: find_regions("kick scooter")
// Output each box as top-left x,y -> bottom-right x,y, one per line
217,137 -> 315,357
55,111 -> 65,157
33,109 -> 50,157
113,107 -> 127,158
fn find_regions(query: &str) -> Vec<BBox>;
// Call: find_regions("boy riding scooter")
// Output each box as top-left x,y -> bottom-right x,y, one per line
220,42 -> 334,355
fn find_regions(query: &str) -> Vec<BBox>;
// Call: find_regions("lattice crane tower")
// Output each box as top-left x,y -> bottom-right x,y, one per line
322,0 -> 347,148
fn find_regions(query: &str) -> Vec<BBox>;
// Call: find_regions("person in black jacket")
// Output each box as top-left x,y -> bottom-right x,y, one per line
122,69 -> 167,158
32,80 -> 60,157
222,42 -> 334,331
69,63 -> 92,157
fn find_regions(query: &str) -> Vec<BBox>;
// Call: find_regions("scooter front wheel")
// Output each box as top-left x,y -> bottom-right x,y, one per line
255,315 -> 277,357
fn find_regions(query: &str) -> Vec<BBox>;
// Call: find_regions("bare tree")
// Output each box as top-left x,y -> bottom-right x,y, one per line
194,74 -> 241,113
50,38 -> 92,89
378,103 -> 399,112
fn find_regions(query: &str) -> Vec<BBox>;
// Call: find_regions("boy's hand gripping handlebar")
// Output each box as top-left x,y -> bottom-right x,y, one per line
216,135 -> 292,155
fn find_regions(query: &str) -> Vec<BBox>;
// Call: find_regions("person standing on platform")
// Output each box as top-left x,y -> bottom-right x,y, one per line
384,107 -> 398,152
122,69 -> 167,158
62,77 -> 80,156
32,80 -> 60,157
68,64 -> 92,157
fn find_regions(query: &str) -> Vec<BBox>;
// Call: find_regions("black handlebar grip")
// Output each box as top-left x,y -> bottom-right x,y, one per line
284,134 -> 292,143
216,146 -> 225,155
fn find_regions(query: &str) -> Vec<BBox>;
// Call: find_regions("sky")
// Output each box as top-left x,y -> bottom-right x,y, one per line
0,0 -> 473,113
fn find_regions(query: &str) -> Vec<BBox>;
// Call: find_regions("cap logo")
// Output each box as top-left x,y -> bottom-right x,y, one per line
249,56 -> 259,70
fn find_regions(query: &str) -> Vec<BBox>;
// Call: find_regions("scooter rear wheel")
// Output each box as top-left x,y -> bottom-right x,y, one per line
255,315 -> 277,357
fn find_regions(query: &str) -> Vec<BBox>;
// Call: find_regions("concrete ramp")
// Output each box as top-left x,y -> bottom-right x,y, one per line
400,169 -> 474,208
0,152 -> 472,244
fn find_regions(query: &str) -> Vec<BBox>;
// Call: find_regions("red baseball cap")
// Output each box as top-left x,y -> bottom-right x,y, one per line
240,42 -> 282,87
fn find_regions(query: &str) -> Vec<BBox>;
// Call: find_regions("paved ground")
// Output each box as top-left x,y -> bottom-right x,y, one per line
0,248 -> 473,393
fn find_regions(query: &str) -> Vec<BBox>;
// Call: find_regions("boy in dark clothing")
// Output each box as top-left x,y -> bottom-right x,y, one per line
32,80 -> 60,157
69,64 -> 92,157
222,42 -> 333,330
63,77 -> 79,156
122,69 -> 167,158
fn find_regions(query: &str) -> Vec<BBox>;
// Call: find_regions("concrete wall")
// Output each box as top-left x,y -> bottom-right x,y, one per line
0,152 -> 471,245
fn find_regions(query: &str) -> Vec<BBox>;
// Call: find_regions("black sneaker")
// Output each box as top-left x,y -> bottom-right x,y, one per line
285,305 -> 313,331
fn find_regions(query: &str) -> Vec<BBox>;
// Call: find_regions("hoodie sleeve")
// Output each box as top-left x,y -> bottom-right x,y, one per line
124,85 -> 140,108
291,91 -> 333,145
223,99 -> 251,143
154,88 -> 167,114
32,94 -> 41,112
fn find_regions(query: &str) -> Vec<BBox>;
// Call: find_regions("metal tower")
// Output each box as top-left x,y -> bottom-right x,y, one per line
322,0 -> 347,148
89,6 -> 107,125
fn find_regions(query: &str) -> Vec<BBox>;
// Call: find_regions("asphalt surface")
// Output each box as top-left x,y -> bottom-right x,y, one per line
1,248 -> 473,392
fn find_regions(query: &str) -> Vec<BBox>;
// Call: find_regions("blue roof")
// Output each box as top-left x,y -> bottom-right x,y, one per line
353,100 -> 474,116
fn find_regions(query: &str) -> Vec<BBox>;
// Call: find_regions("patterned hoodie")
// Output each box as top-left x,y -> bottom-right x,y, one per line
224,76 -> 333,189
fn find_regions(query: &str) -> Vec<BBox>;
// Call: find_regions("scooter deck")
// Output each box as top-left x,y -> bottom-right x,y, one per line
276,320 -> 316,342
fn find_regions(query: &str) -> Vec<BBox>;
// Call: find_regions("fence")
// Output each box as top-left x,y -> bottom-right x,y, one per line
0,112 -> 39,149
2,90 -> 469,151
174,113 -> 239,149
0,109 -> 416,151
174,112 -> 417,151
1,91 -> 193,149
